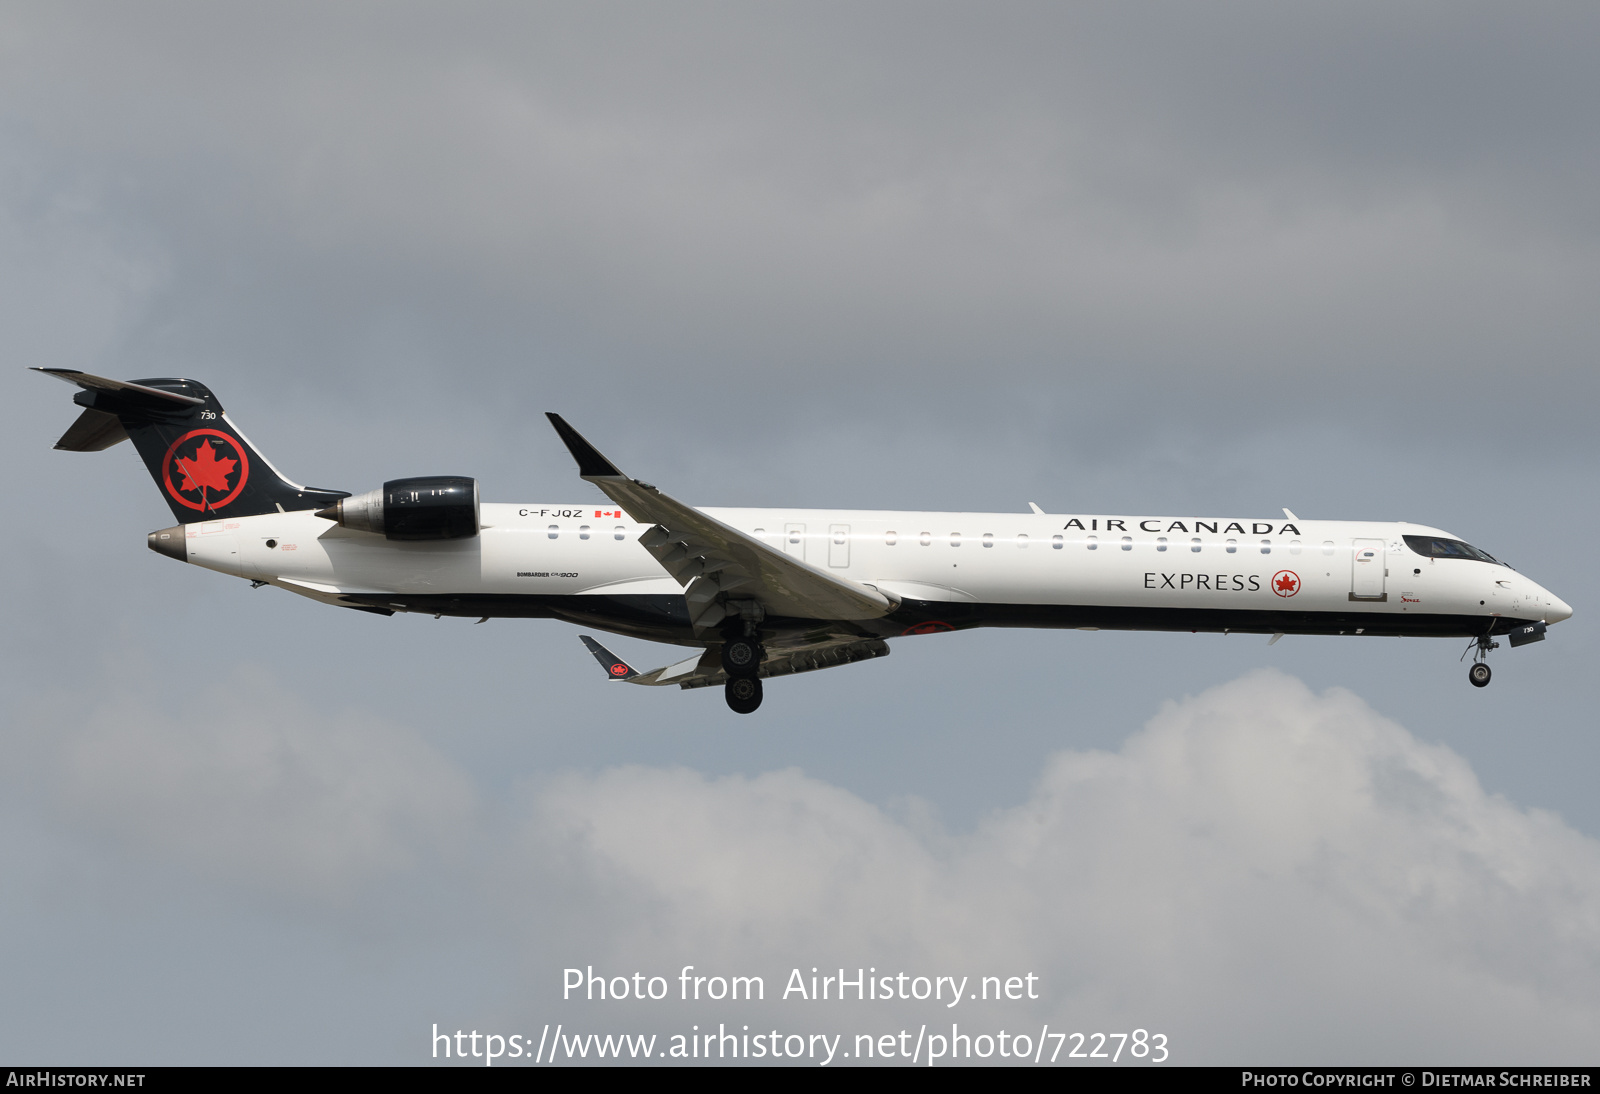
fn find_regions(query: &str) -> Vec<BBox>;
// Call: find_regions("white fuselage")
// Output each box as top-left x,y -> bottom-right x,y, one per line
173,503 -> 1570,647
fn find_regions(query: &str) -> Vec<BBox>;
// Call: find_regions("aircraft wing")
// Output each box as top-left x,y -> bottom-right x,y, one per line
546,414 -> 897,631
579,634 -> 890,689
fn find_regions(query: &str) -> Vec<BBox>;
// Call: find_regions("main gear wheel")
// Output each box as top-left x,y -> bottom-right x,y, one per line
720,637 -> 764,679
725,676 -> 763,714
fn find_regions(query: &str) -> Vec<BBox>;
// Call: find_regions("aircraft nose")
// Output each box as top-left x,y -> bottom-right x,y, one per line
1546,595 -> 1573,624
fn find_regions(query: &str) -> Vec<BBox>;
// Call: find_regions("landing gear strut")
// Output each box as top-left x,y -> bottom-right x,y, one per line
725,676 -> 763,714
1463,632 -> 1498,688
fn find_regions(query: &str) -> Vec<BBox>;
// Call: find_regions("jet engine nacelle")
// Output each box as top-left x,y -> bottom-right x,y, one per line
317,475 -> 479,540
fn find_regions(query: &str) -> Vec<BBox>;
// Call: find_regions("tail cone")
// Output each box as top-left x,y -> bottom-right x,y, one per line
147,526 -> 186,562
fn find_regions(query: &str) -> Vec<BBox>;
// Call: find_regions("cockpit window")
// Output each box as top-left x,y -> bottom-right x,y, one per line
1403,535 -> 1501,565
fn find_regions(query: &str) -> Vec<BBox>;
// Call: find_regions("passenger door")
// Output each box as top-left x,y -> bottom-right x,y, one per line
1350,539 -> 1387,601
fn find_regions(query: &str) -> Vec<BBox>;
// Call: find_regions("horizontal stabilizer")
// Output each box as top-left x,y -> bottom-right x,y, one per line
32,367 -> 206,406
54,407 -> 129,451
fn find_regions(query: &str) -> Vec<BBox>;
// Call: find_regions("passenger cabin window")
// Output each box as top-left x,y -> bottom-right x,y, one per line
885,530 -> 897,546
615,526 -> 626,541
579,525 -> 591,540
1225,538 -> 1237,554
548,525 -> 559,539
1190,538 -> 1202,553
920,532 -> 932,547
1052,535 -> 1063,549
789,529 -> 802,545
1086,535 -> 1098,550
1121,536 -> 1132,551
1402,535 -> 1502,564
1157,537 -> 1168,552
1289,540 -> 1302,555
1260,539 -> 1272,554
1017,534 -> 1030,548
982,533 -> 994,548
950,532 -> 962,547
1322,541 -> 1335,555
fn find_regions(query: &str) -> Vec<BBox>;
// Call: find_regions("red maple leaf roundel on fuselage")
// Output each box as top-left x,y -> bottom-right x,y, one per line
161,428 -> 250,512
1272,570 -> 1301,597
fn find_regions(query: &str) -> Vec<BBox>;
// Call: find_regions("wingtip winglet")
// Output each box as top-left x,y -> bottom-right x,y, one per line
579,634 -> 639,680
545,413 -> 625,479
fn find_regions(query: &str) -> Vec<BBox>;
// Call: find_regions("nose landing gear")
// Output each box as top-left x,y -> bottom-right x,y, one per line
1463,632 -> 1499,688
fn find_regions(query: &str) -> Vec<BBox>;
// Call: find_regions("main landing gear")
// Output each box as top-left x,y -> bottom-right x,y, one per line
1463,633 -> 1499,688
721,636 -> 763,678
720,626 -> 767,714
725,676 -> 763,714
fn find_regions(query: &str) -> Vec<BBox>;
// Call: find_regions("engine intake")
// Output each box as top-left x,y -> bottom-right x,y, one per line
316,476 -> 479,540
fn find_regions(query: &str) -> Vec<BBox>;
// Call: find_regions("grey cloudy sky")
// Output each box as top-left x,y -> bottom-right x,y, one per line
2,2 -> 1598,1064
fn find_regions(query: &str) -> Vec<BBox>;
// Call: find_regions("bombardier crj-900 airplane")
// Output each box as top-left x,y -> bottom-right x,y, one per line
39,369 -> 1572,714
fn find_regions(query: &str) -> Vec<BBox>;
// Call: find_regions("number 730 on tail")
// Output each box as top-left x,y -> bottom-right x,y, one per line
37,369 -> 1571,714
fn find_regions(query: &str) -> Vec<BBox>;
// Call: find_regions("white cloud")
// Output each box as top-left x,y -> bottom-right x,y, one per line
6,659 -> 1598,1062
528,670 -> 1600,1062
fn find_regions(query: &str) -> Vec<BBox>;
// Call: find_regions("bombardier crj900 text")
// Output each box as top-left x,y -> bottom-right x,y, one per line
38,369 -> 1572,714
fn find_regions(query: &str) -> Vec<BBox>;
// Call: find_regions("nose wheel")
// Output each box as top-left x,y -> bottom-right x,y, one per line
1463,632 -> 1499,688
725,676 -> 763,714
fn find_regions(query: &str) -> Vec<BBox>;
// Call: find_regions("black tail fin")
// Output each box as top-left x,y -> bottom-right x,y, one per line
35,369 -> 349,522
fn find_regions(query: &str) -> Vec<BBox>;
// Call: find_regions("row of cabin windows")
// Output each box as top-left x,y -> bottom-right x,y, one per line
881,532 -> 1335,555
543,525 -> 1339,558
548,525 -> 629,540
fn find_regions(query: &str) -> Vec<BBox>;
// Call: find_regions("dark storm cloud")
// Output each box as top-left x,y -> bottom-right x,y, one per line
3,1 -> 1596,442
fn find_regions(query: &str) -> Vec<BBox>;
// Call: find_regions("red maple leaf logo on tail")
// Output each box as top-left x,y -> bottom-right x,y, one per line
174,439 -> 238,495
161,428 -> 250,512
